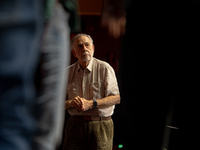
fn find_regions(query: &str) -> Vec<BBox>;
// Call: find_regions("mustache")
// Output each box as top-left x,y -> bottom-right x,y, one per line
82,51 -> 90,56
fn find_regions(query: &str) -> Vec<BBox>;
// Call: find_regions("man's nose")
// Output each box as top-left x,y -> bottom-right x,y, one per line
82,45 -> 87,51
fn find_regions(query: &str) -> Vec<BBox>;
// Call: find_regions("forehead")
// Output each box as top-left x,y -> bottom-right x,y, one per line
74,35 -> 92,44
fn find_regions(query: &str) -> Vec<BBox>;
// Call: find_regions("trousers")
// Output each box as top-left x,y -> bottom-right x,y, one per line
63,116 -> 114,150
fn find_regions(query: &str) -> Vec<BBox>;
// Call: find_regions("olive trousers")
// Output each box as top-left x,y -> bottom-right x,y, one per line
63,116 -> 114,150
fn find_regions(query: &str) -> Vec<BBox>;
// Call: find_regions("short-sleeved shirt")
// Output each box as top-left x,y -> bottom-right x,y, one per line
66,57 -> 120,117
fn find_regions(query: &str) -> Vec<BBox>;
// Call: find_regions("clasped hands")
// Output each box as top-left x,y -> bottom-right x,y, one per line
70,96 -> 93,112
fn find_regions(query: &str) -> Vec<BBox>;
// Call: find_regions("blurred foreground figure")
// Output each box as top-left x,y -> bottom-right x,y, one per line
103,0 -> 199,149
0,1 -> 44,150
33,1 -> 72,149
0,0 -> 80,150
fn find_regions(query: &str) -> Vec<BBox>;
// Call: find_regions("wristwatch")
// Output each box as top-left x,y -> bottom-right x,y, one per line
93,99 -> 97,108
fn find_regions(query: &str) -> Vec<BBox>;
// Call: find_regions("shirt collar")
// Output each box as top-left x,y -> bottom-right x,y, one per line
77,57 -> 93,72
86,57 -> 93,72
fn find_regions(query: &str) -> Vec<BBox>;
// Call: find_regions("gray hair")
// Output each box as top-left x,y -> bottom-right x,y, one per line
71,33 -> 93,51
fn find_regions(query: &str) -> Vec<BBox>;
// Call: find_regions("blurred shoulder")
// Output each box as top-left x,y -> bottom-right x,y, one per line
66,61 -> 78,71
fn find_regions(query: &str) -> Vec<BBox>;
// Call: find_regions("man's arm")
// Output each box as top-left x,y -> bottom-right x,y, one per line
96,94 -> 120,109
71,95 -> 120,112
65,98 -> 90,112
65,99 -> 85,112
65,100 -> 73,110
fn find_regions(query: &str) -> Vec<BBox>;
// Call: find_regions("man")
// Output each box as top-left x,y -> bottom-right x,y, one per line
63,33 -> 120,150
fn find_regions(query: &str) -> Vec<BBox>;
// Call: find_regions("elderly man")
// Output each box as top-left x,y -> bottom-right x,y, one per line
63,33 -> 120,150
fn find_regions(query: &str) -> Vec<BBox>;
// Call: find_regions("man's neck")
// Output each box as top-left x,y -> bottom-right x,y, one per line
79,60 -> 90,70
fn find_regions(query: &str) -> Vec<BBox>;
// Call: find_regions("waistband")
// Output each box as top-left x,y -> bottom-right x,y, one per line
70,115 -> 111,121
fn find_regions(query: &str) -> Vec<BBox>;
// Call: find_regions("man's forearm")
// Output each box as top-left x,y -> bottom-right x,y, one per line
65,100 -> 73,110
65,94 -> 120,111
96,94 -> 120,109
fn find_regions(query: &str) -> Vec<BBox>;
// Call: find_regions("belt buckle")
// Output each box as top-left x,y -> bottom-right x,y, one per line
84,116 -> 91,121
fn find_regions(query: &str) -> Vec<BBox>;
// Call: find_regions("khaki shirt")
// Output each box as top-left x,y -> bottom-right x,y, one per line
66,57 -> 120,117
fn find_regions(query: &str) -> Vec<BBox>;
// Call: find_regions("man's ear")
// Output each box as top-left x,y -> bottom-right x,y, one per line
72,49 -> 77,58
92,44 -> 95,53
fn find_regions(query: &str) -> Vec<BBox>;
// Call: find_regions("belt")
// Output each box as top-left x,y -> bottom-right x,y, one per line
70,115 -> 111,121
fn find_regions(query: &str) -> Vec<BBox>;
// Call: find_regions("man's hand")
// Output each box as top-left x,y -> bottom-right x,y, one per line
72,96 -> 93,112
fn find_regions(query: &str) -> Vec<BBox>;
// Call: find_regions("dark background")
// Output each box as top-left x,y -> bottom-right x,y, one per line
60,0 -> 199,150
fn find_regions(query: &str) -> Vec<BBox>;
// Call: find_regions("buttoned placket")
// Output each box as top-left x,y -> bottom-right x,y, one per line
79,69 -> 83,98
82,70 -> 87,99
79,69 -> 87,99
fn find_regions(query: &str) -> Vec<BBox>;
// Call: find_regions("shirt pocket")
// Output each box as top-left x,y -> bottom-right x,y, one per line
67,82 -> 79,100
90,82 -> 103,99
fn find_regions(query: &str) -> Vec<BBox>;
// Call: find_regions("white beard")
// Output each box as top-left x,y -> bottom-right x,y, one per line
82,56 -> 91,62
82,51 -> 92,62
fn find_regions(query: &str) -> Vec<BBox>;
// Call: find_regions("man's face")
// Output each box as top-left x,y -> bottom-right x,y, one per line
72,35 -> 94,62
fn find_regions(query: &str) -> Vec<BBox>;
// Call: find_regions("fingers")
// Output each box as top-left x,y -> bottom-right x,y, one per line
72,96 -> 84,112
72,100 -> 82,112
74,96 -> 83,106
72,96 -> 92,112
